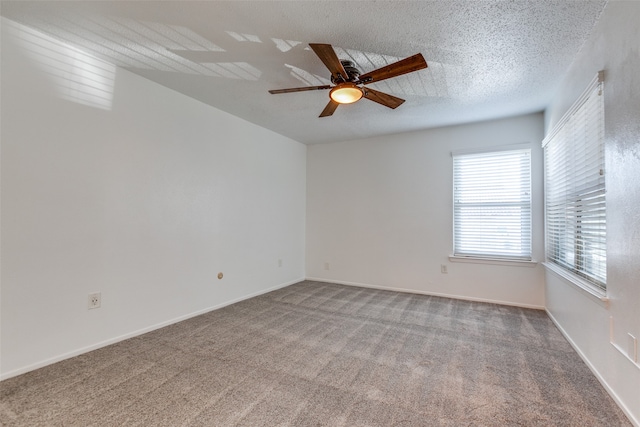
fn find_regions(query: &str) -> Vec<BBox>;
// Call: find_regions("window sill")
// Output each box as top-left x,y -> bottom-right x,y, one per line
449,255 -> 538,268
542,262 -> 609,307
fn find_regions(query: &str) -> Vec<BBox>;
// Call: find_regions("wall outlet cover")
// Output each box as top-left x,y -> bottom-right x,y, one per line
88,292 -> 101,309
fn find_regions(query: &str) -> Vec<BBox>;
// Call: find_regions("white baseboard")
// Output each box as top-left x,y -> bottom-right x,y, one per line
0,277 -> 304,381
546,309 -> 639,427
305,277 -> 545,310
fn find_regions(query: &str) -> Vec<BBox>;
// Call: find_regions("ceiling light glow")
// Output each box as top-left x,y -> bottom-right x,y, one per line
330,83 -> 363,104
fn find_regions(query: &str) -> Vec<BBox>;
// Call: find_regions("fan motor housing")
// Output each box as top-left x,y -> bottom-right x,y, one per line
331,60 -> 361,83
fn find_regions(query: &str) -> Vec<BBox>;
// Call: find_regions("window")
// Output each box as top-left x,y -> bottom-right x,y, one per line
453,148 -> 532,261
543,72 -> 606,290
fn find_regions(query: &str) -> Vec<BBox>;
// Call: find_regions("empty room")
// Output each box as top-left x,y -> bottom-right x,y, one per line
1,1 -> 639,425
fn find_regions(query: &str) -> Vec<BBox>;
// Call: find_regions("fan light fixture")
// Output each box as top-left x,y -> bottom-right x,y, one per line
329,83 -> 363,104
268,43 -> 427,117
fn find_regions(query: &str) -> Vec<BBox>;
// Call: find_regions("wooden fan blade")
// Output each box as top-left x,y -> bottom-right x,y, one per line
358,53 -> 427,84
309,43 -> 348,82
363,87 -> 405,109
269,85 -> 332,94
319,100 -> 339,117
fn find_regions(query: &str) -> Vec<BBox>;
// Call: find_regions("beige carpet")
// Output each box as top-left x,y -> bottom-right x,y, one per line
0,281 -> 632,426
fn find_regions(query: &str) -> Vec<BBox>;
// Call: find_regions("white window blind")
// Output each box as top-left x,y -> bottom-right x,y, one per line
542,72 -> 606,289
453,149 -> 532,260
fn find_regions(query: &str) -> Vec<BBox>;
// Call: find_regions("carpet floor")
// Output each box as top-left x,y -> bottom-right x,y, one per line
0,281 -> 632,426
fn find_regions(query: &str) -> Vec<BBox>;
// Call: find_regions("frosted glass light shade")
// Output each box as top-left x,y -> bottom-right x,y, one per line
330,83 -> 363,104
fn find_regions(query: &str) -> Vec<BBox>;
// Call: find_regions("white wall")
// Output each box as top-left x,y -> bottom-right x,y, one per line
543,2 -> 640,424
0,18 -> 306,379
306,113 -> 545,308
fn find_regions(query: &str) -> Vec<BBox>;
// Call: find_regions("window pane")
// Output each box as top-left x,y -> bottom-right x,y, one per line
453,149 -> 532,260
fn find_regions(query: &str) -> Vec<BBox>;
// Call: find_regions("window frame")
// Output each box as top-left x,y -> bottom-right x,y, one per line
452,145 -> 533,262
542,71 -> 606,293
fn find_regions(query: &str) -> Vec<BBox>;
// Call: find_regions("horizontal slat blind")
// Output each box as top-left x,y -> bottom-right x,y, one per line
453,149 -> 532,260
543,72 -> 606,289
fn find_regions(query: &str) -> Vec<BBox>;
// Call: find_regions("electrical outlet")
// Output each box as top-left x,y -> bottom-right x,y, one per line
324,262 -> 330,270
440,264 -> 448,274
278,258 -> 283,267
88,292 -> 101,309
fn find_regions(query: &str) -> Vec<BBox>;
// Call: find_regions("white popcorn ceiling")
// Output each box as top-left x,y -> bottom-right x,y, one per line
1,0 -> 608,144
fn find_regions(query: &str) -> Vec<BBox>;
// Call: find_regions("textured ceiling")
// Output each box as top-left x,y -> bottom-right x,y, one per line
1,1 -> 607,144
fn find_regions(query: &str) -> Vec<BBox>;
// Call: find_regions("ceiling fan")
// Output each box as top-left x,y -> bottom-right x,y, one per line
269,43 -> 428,117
